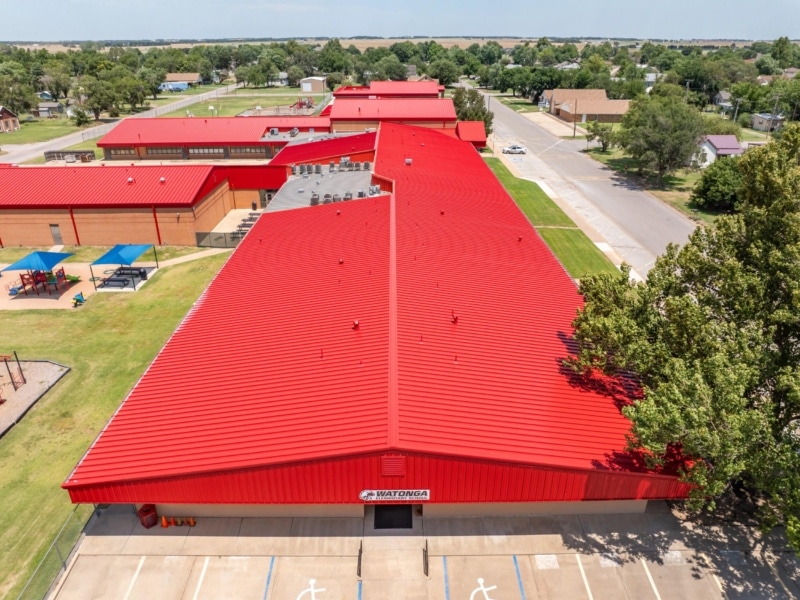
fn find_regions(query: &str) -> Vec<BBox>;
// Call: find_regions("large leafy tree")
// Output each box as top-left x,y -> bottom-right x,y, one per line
452,87 -> 493,135
429,58 -> 459,87
570,124 -> 800,551
617,95 -> 705,187
690,156 -> 743,211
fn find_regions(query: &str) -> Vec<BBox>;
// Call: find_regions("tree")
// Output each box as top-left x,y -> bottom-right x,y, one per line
325,72 -> 344,91
617,95 -> 705,187
452,87 -> 493,135
71,106 -> 91,127
690,156 -> 743,211
77,77 -> 117,120
771,36 -> 794,69
755,55 -> 782,75
585,121 -> 615,151
429,59 -> 459,87
137,67 -> 166,100
287,66 -> 305,87
42,64 -> 72,99
318,39 -> 350,74
569,125 -> 800,552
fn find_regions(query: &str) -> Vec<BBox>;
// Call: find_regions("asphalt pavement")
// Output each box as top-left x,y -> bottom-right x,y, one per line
485,92 -> 698,277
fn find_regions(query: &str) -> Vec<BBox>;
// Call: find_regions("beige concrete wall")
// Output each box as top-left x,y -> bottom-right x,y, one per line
151,503 -> 365,518
0,209 -> 75,246
423,500 -> 647,517
232,190 -> 260,210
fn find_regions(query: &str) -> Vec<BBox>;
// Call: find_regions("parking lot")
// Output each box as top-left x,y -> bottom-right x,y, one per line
52,503 -> 799,599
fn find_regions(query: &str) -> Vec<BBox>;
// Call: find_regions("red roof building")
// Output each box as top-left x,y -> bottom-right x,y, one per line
269,131 -> 377,169
63,124 -> 689,516
333,81 -> 444,99
0,164 -> 287,246
97,117 -> 331,161
329,98 -> 457,134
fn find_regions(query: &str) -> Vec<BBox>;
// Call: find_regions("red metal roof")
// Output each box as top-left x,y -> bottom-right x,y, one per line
0,165 -> 215,208
270,132 -> 377,166
334,81 -> 442,98
330,98 -> 457,121
64,123 -> 683,500
97,117 -> 330,147
456,120 -> 488,145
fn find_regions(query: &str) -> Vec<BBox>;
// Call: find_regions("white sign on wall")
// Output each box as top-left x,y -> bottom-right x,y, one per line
359,489 -> 430,502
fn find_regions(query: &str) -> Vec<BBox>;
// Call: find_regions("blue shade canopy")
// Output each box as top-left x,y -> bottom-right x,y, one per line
92,244 -> 153,266
2,251 -> 73,272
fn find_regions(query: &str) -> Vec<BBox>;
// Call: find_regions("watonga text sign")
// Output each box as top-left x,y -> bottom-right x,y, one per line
359,489 -> 430,502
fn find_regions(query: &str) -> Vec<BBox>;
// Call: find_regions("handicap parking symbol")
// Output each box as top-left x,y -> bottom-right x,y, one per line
470,577 -> 497,600
296,578 -> 325,600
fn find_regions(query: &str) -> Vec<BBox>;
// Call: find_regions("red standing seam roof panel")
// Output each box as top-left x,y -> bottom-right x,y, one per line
64,123 -> 661,492
270,132 -> 377,166
97,117 -> 331,148
0,165 -> 214,208
330,98 -> 457,121
456,121 -> 488,145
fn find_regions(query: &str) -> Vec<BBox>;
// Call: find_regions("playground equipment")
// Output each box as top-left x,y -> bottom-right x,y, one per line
290,97 -> 315,110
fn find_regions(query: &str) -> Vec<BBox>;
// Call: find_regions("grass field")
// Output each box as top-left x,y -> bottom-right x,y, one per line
585,147 -> 717,225
158,94 -> 324,118
0,117 -> 99,145
0,253 -> 229,599
497,96 -> 539,113
0,245 -> 203,264
484,157 -> 618,278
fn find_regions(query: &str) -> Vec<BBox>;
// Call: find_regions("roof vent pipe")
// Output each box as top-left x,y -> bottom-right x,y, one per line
352,320 -> 360,330
405,158 -> 413,166
160,177 -> 166,183
127,177 -> 134,183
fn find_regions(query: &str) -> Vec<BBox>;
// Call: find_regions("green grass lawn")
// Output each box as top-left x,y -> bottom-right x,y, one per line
584,147 -> 718,225
485,157 -> 618,278
497,96 -> 539,113
0,253 -> 229,599
738,127 -> 769,142
0,117 -> 99,145
0,245 -> 203,263
158,94 -> 324,118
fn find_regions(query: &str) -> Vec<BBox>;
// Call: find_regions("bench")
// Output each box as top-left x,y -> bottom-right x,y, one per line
102,277 -> 130,288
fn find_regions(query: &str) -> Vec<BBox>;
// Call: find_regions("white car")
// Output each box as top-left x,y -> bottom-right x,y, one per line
502,144 -> 527,154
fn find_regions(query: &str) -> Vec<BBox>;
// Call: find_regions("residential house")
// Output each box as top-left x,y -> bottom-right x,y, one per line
269,71 -> 289,87
783,67 -> 799,80
300,76 -> 327,93
645,72 -> 659,92
557,99 -> 631,124
539,88 -> 608,112
750,113 -> 785,132
698,135 -> 743,168
756,75 -> 775,86
36,91 -> 54,101
33,101 -> 65,118
713,91 -> 734,114
0,106 -> 19,133
164,72 -> 203,86
555,61 -> 581,71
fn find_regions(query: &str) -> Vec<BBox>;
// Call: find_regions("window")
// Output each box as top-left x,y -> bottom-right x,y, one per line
230,147 -> 267,154
188,147 -> 224,155
146,147 -> 182,155
109,148 -> 135,156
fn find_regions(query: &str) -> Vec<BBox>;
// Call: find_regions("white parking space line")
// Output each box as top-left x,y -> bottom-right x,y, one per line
192,556 -> 210,600
640,559 -> 662,600
660,551 -> 685,566
599,553 -> 622,568
575,555 -> 594,600
121,556 -> 145,600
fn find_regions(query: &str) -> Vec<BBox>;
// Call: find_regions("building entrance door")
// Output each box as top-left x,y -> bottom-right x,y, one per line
374,504 -> 413,529
49,224 -> 63,245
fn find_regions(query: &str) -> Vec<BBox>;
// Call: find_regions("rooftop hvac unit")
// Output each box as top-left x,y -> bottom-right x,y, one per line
357,190 -> 366,198
289,127 -> 300,137
269,128 -> 279,136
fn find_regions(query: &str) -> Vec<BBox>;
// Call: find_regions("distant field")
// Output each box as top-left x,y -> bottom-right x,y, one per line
157,94 -> 324,118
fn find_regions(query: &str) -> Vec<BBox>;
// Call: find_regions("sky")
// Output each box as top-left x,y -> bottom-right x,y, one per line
4,0 -> 800,42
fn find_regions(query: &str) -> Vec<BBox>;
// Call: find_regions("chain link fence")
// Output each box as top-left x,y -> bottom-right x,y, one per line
15,503 -> 95,600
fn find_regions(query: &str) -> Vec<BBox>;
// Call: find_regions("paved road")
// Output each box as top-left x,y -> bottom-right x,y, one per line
0,83 -> 242,165
485,93 -> 697,277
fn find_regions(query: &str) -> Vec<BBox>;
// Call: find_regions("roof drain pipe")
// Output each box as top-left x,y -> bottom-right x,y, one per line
152,205 -> 163,245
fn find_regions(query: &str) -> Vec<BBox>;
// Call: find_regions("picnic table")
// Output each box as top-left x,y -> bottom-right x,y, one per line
101,276 -> 130,288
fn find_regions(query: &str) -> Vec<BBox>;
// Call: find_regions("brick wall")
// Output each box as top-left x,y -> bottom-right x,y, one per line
0,209 -> 74,246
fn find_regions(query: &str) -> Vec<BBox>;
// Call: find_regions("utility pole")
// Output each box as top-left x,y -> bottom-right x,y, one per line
767,94 -> 781,140
685,80 -> 691,103
732,98 -> 741,123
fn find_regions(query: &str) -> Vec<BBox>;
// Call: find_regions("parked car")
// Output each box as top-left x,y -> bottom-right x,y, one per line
502,144 -> 527,154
